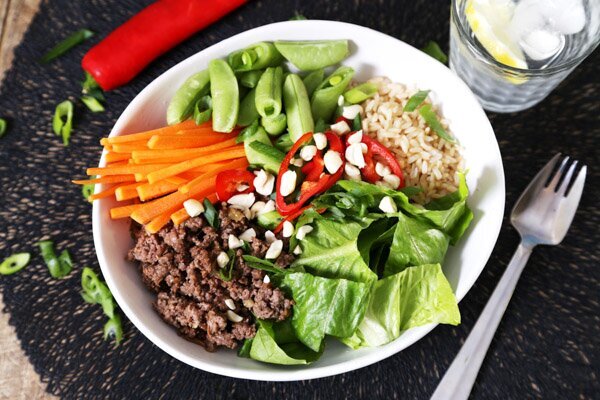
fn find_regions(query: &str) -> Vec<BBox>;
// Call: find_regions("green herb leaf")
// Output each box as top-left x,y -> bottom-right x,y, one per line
421,41 -> 448,64
352,113 -> 362,131
40,29 -> 94,63
103,314 -> 123,347
203,199 -> 219,228
193,95 -> 212,125
403,90 -> 430,112
52,100 -> 74,146
219,249 -> 236,281
0,118 -> 7,138
81,96 -> 105,112
0,253 -> 30,275
289,13 -> 307,21
418,104 -> 455,143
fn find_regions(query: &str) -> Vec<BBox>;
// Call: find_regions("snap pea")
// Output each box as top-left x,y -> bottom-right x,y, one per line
238,89 -> 260,127
209,59 -> 239,133
0,253 -> 30,275
274,40 -> 349,71
228,42 -> 283,73
193,95 -> 212,125
255,66 -> 283,118
302,69 -> 324,97
239,69 -> 264,88
274,133 -> 294,152
261,113 -> 287,135
311,66 -> 354,123
167,70 -> 210,125
314,118 -> 328,133
283,74 -> 314,141
344,82 -> 378,104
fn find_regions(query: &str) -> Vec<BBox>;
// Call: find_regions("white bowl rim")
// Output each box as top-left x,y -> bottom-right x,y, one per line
93,20 -> 505,381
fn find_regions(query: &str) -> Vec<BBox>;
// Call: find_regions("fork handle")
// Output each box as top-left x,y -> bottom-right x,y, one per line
430,242 -> 534,400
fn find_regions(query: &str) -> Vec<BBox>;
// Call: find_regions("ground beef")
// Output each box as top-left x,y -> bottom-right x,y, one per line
127,203 -> 295,351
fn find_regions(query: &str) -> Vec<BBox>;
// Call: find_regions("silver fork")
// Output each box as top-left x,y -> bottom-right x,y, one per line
431,154 -> 587,400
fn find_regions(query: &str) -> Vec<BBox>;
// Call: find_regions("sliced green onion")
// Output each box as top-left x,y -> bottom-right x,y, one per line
82,175 -> 95,202
0,118 -> 7,138
236,119 -> 259,144
0,253 -> 30,275
418,104 -> 456,143
343,82 -> 378,104
53,100 -> 74,146
81,267 -> 115,317
81,96 -> 105,112
40,29 -> 94,64
219,249 -> 236,281
404,90 -> 430,112
38,241 -> 72,278
193,95 -> 212,125
261,113 -> 287,135
103,314 -> 123,346
421,41 -> 448,64
203,199 -> 219,229
289,13 -> 307,20
352,114 -> 362,131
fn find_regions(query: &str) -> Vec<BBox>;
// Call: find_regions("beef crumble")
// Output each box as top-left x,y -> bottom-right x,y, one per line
127,203 -> 295,351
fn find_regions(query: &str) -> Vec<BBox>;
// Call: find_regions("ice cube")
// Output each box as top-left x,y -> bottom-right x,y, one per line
520,29 -> 564,60
543,0 -> 587,35
509,0 -> 546,41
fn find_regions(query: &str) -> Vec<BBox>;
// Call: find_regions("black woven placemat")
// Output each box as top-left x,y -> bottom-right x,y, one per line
0,0 -> 598,398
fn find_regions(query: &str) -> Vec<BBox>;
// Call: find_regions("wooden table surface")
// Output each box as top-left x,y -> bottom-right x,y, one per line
0,1 -> 55,398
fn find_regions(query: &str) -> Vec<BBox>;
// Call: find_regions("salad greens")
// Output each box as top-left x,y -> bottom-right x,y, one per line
241,175 -> 472,365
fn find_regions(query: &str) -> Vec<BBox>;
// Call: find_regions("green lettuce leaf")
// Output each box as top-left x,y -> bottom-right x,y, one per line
349,263 -> 460,348
383,212 -> 449,277
243,320 -> 321,365
293,217 -> 377,283
279,272 -> 372,352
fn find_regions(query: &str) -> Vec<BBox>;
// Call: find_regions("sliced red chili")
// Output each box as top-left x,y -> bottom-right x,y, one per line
276,132 -> 345,215
361,149 -> 380,183
302,151 -> 324,182
215,169 -> 255,202
361,135 -> 404,188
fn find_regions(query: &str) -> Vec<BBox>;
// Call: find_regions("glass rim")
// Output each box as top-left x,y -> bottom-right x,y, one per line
451,0 -> 600,76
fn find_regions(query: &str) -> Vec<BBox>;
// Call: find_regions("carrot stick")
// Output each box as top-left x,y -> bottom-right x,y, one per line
115,182 -> 145,201
171,208 -> 189,226
145,212 -> 173,234
146,146 -> 245,184
132,137 -> 239,161
147,131 -> 237,150
179,158 -> 249,194
87,163 -> 169,176
136,179 -> 182,201
106,160 -> 130,167
110,141 -> 150,153
105,152 -> 132,163
88,185 -> 119,201
110,203 -> 145,219
72,175 -> 134,185
130,177 -> 216,224
105,120 -> 201,144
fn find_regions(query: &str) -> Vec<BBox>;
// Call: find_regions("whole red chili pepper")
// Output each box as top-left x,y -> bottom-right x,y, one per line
82,0 -> 247,90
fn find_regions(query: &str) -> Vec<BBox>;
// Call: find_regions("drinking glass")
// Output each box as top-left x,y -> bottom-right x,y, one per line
450,0 -> 600,113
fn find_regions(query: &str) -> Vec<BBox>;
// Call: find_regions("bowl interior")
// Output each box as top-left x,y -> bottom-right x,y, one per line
93,20 -> 505,381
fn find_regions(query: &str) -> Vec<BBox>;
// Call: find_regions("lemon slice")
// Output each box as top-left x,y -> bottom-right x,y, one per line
465,0 -> 528,82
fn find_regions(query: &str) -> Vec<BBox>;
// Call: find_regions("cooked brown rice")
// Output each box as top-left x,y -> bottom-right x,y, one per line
360,77 -> 464,204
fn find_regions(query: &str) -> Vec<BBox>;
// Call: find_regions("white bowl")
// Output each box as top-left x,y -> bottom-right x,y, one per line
93,20 -> 505,381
